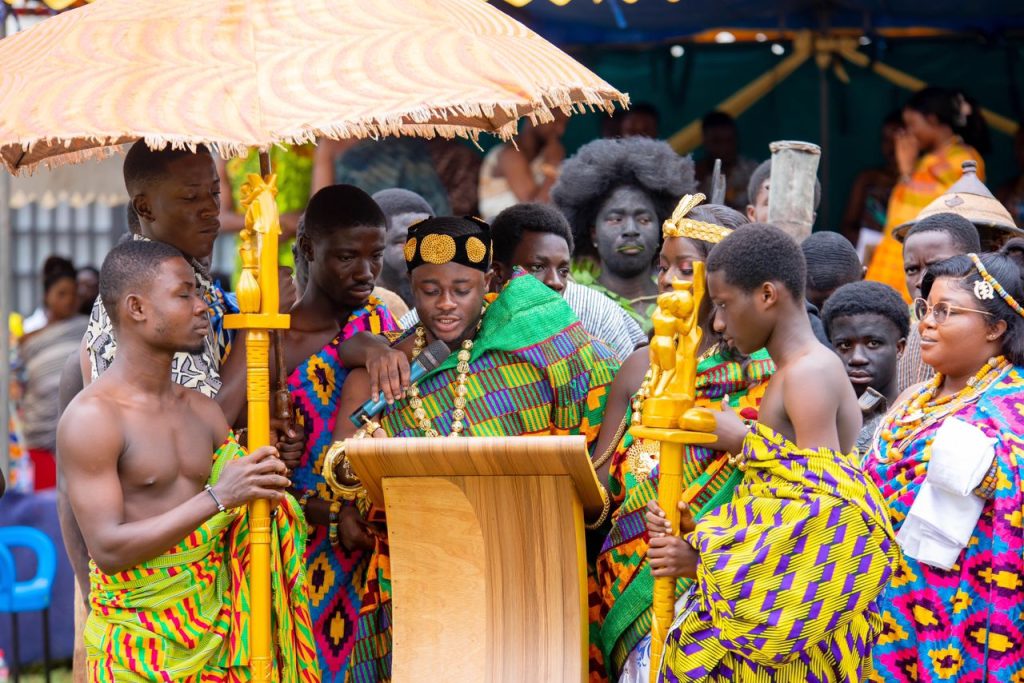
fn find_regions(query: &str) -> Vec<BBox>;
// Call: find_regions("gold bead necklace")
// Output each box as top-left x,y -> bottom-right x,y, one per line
408,325 -> 475,438
880,355 -> 1009,462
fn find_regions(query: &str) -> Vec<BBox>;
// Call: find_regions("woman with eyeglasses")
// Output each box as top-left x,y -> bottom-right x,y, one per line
864,238 -> 1024,682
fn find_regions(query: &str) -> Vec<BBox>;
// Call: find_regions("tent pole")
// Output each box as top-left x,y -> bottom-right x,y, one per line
1,5 -> 10,483
818,62 -> 830,229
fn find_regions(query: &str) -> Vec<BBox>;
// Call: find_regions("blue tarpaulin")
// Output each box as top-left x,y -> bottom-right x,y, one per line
498,1 -> 1024,46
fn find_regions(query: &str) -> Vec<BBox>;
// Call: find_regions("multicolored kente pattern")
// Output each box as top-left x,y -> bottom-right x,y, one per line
659,423 -> 900,682
349,273 -> 620,683
596,348 -> 774,679
865,364 -> 1024,682
288,300 -> 396,682
84,433 -> 320,682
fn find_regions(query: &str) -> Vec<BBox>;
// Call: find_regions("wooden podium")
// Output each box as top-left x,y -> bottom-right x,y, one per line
345,436 -> 604,683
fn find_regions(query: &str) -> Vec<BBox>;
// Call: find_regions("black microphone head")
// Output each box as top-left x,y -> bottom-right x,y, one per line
416,339 -> 452,371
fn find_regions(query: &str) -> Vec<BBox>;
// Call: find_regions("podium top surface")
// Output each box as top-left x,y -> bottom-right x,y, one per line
345,435 -> 604,515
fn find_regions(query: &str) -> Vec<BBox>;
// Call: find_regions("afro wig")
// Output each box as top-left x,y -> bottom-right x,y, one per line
551,137 -> 695,258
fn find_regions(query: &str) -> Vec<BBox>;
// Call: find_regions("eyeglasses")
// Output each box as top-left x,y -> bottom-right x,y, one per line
913,298 -> 993,325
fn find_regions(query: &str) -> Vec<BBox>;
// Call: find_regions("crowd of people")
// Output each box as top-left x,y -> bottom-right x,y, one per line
6,83 -> 1024,683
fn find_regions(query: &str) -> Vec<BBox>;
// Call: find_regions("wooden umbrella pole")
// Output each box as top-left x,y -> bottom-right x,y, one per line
629,263 -> 717,682
224,150 -> 289,683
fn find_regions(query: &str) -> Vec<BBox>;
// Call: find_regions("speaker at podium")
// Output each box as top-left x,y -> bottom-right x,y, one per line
345,435 -> 603,683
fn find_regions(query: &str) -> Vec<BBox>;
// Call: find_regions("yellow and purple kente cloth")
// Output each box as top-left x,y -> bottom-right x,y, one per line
864,364 -> 1024,682
348,272 -> 620,683
84,433 -> 320,683
595,347 -> 774,681
287,298 -> 397,682
659,424 -> 900,683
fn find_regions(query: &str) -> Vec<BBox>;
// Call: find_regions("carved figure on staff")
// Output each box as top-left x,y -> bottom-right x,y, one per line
590,195 -> 775,683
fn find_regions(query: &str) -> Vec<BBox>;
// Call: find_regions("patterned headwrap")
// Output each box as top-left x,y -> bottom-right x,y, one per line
662,193 -> 732,245
968,253 -> 1024,318
404,216 -> 492,273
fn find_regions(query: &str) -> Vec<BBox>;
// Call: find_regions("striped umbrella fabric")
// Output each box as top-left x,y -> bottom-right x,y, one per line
0,0 -> 627,174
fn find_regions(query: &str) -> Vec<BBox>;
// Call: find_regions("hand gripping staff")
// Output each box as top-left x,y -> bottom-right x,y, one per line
629,262 -> 718,683
223,154 -> 290,683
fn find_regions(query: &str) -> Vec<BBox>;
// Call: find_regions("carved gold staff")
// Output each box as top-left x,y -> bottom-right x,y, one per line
223,152 -> 289,683
630,262 -> 717,683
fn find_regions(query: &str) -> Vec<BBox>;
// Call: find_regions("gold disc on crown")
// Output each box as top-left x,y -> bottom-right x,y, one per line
420,234 -> 457,264
466,236 -> 488,263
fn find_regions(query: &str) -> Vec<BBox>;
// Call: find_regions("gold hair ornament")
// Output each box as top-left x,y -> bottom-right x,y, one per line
968,253 -> 1024,319
661,192 -> 732,244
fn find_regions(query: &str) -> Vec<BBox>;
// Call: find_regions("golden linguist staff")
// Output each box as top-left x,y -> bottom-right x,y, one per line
630,258 -> 718,683
224,154 -> 290,683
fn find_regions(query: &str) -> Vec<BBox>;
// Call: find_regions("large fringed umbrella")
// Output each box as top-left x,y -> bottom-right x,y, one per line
0,1 -> 627,679
0,0 -> 625,172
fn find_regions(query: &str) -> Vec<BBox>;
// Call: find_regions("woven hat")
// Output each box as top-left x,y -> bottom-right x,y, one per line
894,161 -> 1023,247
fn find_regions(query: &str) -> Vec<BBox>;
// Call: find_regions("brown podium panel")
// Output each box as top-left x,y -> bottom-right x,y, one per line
345,436 -> 599,683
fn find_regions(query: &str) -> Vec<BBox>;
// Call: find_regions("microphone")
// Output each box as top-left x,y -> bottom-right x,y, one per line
349,339 -> 452,428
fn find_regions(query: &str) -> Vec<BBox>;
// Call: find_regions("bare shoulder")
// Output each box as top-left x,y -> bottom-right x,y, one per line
182,387 -> 230,442
57,386 -> 125,464
791,345 -> 848,383
777,345 -> 850,406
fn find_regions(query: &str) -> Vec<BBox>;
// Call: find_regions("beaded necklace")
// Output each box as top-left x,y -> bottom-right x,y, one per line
629,369 -> 654,426
407,324 -> 476,438
880,355 -> 1009,462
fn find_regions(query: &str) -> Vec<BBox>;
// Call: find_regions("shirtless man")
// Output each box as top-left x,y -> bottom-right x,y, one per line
646,224 -> 896,682
707,223 -> 861,452
58,240 -> 312,680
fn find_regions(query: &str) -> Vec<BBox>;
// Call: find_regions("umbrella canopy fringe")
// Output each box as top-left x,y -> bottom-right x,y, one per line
3,87 -> 628,176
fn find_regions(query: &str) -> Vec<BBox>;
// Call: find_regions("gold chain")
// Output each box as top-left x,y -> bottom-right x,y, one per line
408,325 -> 473,438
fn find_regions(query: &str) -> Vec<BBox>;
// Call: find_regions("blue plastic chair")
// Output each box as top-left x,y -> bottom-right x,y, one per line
0,526 -> 55,683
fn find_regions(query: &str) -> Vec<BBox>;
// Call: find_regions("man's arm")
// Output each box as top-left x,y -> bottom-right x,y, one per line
58,397 -> 290,575
56,351 -> 91,602
589,349 -> 646,485
78,335 -> 91,387
331,368 -> 378,442
782,359 -> 844,452
498,147 -> 556,203
336,332 -> 412,404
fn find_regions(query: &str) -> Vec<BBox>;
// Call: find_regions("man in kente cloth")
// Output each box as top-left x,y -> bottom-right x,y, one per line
646,224 -> 900,682
326,216 -> 620,682
58,240 -> 320,682
279,185 -> 398,681
591,197 -> 774,683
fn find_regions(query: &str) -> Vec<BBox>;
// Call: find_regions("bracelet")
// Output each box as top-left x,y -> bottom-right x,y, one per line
585,482 -> 611,531
204,484 -> 227,513
322,441 -> 368,501
298,489 -> 315,515
328,501 -> 342,547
